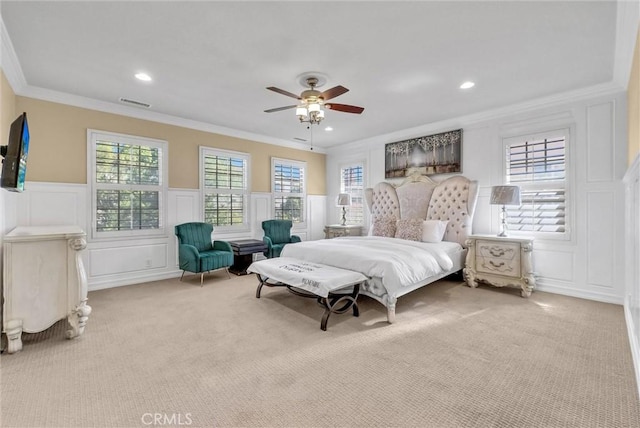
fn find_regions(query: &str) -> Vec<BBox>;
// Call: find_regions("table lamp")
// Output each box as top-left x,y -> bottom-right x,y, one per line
337,193 -> 351,226
490,185 -> 521,237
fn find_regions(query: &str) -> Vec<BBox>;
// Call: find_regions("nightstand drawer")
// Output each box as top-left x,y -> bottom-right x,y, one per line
324,225 -> 362,239
476,240 -> 521,277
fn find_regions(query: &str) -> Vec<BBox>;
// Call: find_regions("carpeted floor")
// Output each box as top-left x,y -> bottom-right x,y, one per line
1,273 -> 639,428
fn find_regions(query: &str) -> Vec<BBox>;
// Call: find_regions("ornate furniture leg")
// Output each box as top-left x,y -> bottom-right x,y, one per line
521,241 -> 535,297
5,319 -> 23,354
67,300 -> 92,339
463,238 -> 478,288
67,236 -> 91,339
386,296 -> 397,324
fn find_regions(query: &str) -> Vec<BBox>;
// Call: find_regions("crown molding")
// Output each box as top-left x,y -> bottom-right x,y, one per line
331,80 -> 625,152
19,85 -> 326,154
0,13 -> 27,92
613,0 -> 640,89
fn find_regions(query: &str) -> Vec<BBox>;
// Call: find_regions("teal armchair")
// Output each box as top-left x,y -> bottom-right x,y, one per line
262,220 -> 301,258
175,222 -> 234,286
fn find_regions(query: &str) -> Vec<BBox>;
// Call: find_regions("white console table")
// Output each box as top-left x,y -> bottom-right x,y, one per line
2,226 -> 91,353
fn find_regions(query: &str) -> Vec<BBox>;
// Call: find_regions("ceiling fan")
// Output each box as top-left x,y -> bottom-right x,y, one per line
264,76 -> 364,124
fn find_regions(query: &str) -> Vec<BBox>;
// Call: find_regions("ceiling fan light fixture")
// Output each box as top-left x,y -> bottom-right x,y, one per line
265,73 -> 363,128
296,106 -> 308,119
308,103 -> 321,113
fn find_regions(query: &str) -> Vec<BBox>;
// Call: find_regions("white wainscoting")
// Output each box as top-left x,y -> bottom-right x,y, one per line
624,153 -> 640,397
326,91 -> 628,304
1,183 -> 327,291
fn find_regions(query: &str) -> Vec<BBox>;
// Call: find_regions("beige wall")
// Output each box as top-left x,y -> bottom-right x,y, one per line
14,97 -> 326,194
1,71 -> 16,146
629,28 -> 640,166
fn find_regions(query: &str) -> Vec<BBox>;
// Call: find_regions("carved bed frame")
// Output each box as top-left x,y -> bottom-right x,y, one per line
363,173 -> 479,322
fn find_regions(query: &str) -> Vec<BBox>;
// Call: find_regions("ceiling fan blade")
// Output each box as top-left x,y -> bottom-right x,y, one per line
264,105 -> 297,113
326,103 -> 364,114
266,86 -> 301,100
321,85 -> 349,101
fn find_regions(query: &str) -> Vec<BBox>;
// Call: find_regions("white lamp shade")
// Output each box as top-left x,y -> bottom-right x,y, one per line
296,106 -> 308,117
490,185 -> 521,205
337,193 -> 351,206
308,103 -> 321,113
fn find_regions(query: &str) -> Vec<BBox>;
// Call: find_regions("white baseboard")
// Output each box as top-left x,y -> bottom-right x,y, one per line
536,279 -> 624,305
624,295 -> 640,399
89,269 -> 182,291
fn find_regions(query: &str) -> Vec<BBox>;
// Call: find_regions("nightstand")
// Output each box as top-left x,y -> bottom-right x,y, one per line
463,235 -> 535,297
324,225 -> 363,239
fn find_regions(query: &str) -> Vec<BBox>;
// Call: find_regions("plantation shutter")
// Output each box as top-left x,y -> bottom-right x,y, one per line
94,140 -> 161,232
202,150 -> 248,228
505,136 -> 566,234
340,164 -> 364,225
273,159 -> 306,223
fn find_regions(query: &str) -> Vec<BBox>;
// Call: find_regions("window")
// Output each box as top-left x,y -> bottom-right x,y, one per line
88,130 -> 167,238
340,163 -> 364,225
272,157 -> 306,224
200,147 -> 250,231
504,129 -> 568,237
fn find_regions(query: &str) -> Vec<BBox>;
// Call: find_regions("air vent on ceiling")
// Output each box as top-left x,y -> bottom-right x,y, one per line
119,97 -> 151,108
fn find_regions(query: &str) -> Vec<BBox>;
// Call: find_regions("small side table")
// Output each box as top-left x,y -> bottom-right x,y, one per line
228,239 -> 267,276
324,224 -> 363,239
463,234 -> 535,297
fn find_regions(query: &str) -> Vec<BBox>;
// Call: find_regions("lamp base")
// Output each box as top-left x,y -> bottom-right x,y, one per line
341,207 -> 347,226
497,205 -> 508,237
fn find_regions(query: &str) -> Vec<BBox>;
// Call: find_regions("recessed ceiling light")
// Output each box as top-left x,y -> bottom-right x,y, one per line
460,81 -> 475,89
325,126 -> 333,132
135,72 -> 152,82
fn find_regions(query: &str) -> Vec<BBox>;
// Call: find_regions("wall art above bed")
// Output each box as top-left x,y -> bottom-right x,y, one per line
385,129 -> 462,178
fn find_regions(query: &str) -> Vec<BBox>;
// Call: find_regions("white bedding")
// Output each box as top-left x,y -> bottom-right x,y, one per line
280,236 -> 460,295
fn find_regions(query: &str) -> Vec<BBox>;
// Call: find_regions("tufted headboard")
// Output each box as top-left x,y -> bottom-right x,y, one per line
364,173 -> 479,247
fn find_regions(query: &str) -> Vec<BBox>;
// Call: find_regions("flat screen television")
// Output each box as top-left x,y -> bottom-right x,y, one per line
1,112 -> 30,192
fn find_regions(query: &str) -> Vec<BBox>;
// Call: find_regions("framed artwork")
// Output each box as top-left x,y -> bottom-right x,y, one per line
385,129 -> 462,178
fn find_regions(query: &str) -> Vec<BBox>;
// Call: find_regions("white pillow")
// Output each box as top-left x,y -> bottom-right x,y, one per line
422,220 -> 449,243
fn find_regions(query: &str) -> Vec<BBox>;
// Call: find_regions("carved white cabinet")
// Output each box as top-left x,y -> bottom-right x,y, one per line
463,235 -> 535,297
2,226 -> 90,353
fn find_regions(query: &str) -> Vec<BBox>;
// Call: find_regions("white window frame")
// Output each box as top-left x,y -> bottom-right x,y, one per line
87,129 -> 168,240
502,127 -> 572,241
339,161 -> 365,226
271,157 -> 307,228
199,146 -> 251,233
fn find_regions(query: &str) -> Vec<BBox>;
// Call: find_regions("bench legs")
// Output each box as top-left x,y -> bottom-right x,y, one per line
318,283 -> 360,331
255,274 -> 360,331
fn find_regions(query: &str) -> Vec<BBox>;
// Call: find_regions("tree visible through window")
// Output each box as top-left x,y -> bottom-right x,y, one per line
272,158 -> 306,223
92,137 -> 164,233
505,130 -> 568,235
201,148 -> 249,230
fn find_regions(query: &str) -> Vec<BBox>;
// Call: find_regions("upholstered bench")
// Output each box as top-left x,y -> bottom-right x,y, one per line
247,257 -> 367,331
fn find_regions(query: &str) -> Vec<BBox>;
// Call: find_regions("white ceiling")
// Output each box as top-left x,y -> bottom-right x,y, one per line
0,1 -> 620,149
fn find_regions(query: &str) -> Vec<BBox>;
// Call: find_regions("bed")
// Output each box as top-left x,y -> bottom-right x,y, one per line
281,173 -> 478,323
